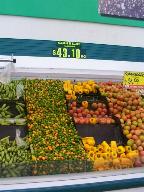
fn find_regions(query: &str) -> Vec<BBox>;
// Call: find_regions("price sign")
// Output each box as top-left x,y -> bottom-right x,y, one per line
52,41 -> 86,59
123,71 -> 144,89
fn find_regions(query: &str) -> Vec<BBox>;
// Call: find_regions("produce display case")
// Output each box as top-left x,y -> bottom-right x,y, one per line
0,57 -> 144,192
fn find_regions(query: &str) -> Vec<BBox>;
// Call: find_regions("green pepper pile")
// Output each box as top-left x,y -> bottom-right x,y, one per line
0,102 -> 26,120
0,80 -> 24,100
25,79 -> 86,161
0,137 -> 30,166
0,80 -> 26,121
0,136 -> 31,177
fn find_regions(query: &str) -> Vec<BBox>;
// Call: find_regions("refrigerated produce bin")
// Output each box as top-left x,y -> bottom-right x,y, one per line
0,60 -> 144,192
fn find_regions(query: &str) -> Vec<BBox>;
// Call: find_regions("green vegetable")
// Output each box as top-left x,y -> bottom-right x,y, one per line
0,136 -> 31,178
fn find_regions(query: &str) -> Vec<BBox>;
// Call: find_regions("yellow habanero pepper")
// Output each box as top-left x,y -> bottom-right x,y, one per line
64,80 -> 71,84
89,118 -> 97,125
83,143 -> 91,151
68,90 -> 73,95
97,145 -> 104,153
86,137 -> 95,146
85,84 -> 91,90
120,158 -> 133,168
82,101 -> 89,109
95,153 -> 102,159
111,151 -> 118,159
63,84 -> 68,92
125,146 -> 132,153
77,82 -> 82,86
66,94 -> 72,100
78,87 -> 83,94
74,85 -> 78,92
101,141 -> 111,153
102,153 -> 110,159
111,141 -> 117,150
88,80 -> 95,85
120,153 -> 126,158
93,157 -> 105,170
88,151 -> 95,161
112,158 -> 121,169
126,151 -> 139,160
117,146 -> 125,154
72,95 -> 77,100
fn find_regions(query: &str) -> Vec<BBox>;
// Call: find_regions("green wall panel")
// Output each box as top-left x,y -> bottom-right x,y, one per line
0,0 -> 144,28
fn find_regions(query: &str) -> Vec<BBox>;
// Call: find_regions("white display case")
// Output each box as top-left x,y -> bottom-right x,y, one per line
0,55 -> 143,191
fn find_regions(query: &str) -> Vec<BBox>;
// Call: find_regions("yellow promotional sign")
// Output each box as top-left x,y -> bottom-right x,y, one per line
123,71 -> 144,89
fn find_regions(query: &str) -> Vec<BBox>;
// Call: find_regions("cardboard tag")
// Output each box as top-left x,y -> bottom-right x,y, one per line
123,71 -> 144,89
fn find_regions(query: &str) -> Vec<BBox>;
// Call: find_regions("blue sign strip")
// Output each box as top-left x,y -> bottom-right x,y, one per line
3,177 -> 144,192
0,38 -> 144,62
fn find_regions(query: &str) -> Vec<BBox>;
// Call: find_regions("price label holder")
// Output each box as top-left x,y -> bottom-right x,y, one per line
123,71 -> 144,89
52,41 -> 86,59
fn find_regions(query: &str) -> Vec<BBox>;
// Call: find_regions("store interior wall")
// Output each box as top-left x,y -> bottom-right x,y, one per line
0,15 -> 144,47
0,12 -> 144,192
0,15 -> 144,74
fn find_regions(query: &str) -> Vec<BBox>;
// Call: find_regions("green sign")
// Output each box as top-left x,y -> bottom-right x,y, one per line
52,41 -> 86,59
0,0 -> 144,28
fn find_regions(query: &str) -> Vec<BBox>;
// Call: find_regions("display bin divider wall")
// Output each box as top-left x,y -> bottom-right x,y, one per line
66,87 -> 127,146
